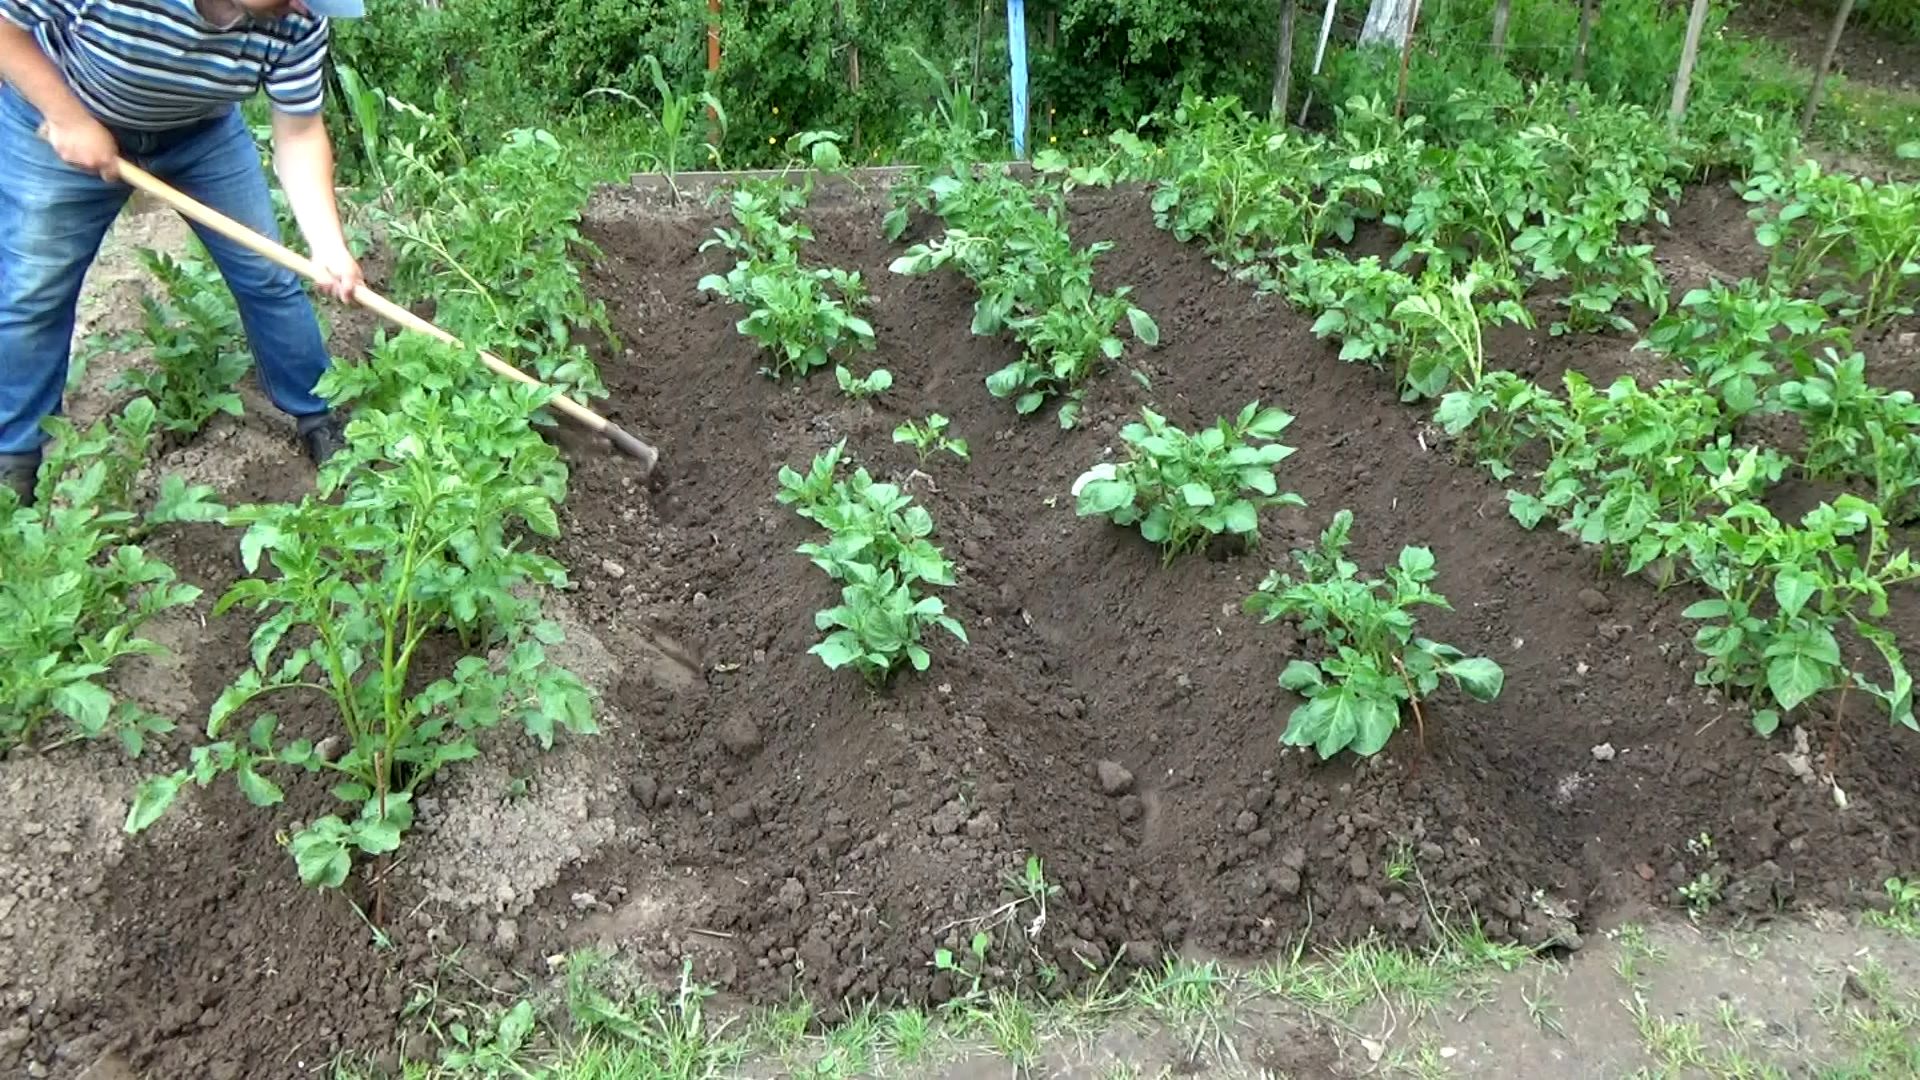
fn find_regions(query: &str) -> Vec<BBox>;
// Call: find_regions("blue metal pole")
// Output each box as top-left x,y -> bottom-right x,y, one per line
1007,0 -> 1028,158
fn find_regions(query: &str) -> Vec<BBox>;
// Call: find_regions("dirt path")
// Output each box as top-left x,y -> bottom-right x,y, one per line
884,913 -> 1920,1078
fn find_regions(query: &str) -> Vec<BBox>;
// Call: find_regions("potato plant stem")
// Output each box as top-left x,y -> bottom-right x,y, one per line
1829,680 -> 1847,781
314,611 -> 365,745
380,508 -> 429,771
374,749 -> 388,927
1393,654 -> 1428,750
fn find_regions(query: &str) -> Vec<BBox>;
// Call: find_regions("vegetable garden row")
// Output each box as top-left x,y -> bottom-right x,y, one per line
9,78 -> 1918,897
678,86 -> 1920,761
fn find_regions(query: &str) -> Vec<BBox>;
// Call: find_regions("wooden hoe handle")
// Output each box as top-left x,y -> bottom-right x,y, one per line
113,158 -> 659,473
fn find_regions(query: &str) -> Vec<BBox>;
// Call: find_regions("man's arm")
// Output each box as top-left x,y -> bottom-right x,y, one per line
271,108 -> 362,302
0,20 -> 118,176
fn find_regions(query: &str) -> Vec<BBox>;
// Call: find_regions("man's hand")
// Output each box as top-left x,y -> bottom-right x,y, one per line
310,244 -> 364,304
3,22 -> 119,179
42,116 -> 119,179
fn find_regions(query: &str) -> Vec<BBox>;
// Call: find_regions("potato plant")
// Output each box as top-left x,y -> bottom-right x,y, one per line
787,461 -> 956,589
1388,137 -> 1550,279
1287,253 -> 1415,367
1074,402 -> 1304,564
707,181 -> 813,261
0,399 -> 220,756
701,181 -> 877,379
812,563 -> 969,685
375,126 -> 614,401
889,167 -> 1158,425
1679,492 -> 1918,736
306,339 -> 575,649
1114,91 -> 1920,753
836,366 -> 893,399
1392,268 -> 1531,403
699,256 -> 877,379
1506,374 -> 1787,580
1432,369 -> 1560,481
1741,157 -> 1920,329
1245,510 -> 1503,759
126,339 -> 593,889
1639,280 -> 1843,416
108,251 -> 251,436
1130,94 -> 1324,260
778,445 -> 967,684
1512,207 -> 1667,335
893,414 -> 968,464
1775,350 -> 1920,525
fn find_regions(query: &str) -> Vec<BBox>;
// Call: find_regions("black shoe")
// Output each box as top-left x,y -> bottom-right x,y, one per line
0,451 -> 40,509
296,413 -> 348,468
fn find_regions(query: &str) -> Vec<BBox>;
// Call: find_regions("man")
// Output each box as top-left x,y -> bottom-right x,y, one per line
0,0 -> 365,506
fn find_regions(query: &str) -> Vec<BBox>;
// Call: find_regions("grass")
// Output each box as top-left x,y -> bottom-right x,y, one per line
1812,82 -> 1920,169
1521,966 -> 1566,1038
878,1006 -> 934,1064
1127,958 -> 1237,1065
1384,1039 -> 1456,1079
1613,922 -> 1665,991
324,890 -> 1920,1080
1254,919 -> 1529,1022
1814,960 -> 1920,1080
976,989 -> 1042,1067
1865,877 -> 1920,938
1627,991 -> 1711,1073
340,909 -> 1540,1079
1596,928 -> 1920,1080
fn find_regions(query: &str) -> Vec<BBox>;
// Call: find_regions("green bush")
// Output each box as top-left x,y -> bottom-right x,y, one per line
1027,0 -> 1277,134
332,0 -> 985,169
1856,0 -> 1920,41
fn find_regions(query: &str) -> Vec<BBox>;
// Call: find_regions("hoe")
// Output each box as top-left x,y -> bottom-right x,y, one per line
114,157 -> 661,476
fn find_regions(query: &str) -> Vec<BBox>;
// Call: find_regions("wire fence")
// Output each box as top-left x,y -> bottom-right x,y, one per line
905,0 -> 1863,152
1278,0 -> 1836,128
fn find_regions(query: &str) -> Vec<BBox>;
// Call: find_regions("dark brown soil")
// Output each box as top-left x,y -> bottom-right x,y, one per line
534,183 -> 1920,1010
14,179 -> 1920,1079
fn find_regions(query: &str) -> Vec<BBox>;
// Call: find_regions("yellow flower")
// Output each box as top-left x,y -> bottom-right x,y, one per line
768,136 -> 777,145
1049,134 -> 1057,144
772,105 -> 780,115
1081,128 -> 1089,136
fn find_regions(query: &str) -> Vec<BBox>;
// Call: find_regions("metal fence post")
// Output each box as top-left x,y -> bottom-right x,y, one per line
1008,0 -> 1029,158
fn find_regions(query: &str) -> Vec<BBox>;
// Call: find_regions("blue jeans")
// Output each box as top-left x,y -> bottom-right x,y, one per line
0,85 -> 331,455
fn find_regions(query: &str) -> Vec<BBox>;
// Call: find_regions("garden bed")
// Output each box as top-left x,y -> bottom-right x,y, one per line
3,180 -> 1918,1079
548,180 -> 1920,1001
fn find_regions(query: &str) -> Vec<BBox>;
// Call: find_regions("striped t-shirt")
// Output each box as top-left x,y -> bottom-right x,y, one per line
0,0 -> 328,130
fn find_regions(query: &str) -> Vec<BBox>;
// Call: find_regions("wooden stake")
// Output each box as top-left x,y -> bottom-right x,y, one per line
972,0 -> 987,93
1362,0 -> 1417,46
850,43 -> 862,152
1489,0 -> 1511,62
841,0 -> 862,153
1669,0 -> 1712,127
1800,0 -> 1856,134
1043,10 -> 1056,138
1297,0 -> 1339,126
1273,0 -> 1298,121
706,0 -> 722,145
1394,0 -> 1424,119
1572,0 -> 1597,81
